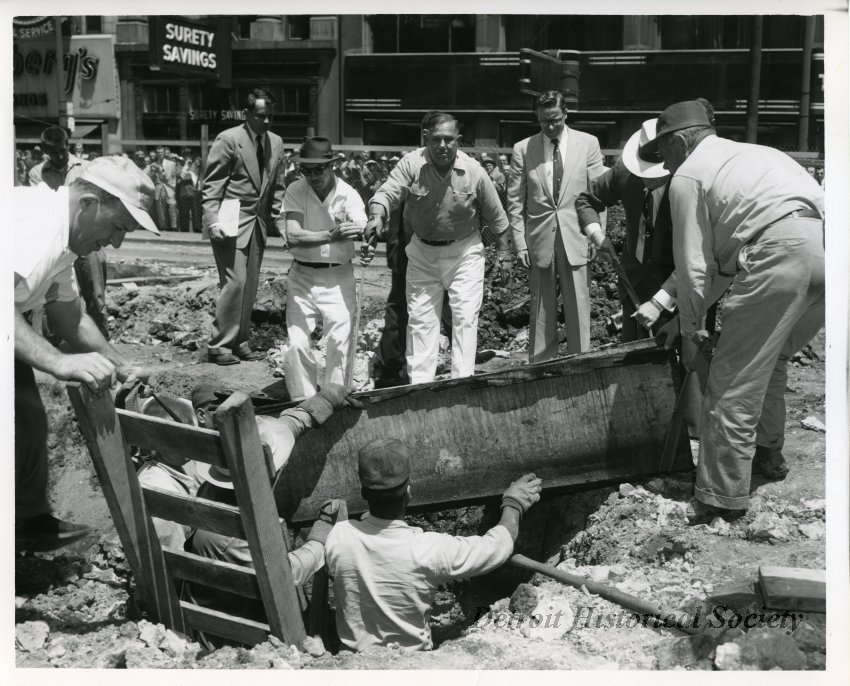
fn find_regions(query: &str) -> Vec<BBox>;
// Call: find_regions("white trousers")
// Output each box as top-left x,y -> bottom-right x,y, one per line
283,262 -> 355,401
405,233 -> 484,384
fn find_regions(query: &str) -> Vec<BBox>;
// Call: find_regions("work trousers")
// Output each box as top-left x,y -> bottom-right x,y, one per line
74,249 -> 109,339
283,261 -> 356,401
695,217 -> 825,509
15,359 -> 51,520
375,217 -> 453,383
208,226 -> 265,356
528,231 -> 591,363
406,232 -> 484,384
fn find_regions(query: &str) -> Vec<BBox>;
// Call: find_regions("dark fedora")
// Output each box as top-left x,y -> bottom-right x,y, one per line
295,137 -> 343,165
640,100 -> 712,157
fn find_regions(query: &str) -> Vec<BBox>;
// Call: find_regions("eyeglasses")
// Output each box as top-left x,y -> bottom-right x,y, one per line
538,117 -> 565,126
299,165 -> 330,177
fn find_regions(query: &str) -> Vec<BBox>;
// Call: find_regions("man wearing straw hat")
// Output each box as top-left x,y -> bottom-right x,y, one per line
280,137 -> 367,401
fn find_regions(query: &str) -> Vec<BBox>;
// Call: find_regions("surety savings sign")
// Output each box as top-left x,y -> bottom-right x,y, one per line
149,16 -> 229,79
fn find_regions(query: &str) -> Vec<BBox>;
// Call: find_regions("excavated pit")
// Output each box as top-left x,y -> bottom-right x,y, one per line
16,204 -> 828,668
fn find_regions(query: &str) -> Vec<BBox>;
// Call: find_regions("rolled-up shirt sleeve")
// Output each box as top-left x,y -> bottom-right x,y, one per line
670,175 -> 714,335
430,525 -> 514,584
476,170 -> 509,236
369,156 -> 416,217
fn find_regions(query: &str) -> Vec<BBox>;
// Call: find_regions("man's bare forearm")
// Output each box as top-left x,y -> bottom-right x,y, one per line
46,301 -> 130,368
15,310 -> 64,374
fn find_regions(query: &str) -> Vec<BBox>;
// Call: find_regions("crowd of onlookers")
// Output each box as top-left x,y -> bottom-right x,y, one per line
15,143 -> 516,234
17,141 -> 822,233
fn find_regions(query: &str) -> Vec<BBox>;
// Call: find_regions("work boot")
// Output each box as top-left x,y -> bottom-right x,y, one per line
752,446 -> 789,481
16,514 -> 93,552
374,368 -> 409,389
307,499 -> 348,545
208,351 -> 240,366
685,498 -> 746,526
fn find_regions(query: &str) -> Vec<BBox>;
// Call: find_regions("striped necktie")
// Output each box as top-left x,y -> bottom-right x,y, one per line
551,138 -> 562,199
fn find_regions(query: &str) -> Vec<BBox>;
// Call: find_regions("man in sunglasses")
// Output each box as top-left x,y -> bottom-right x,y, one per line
280,137 -> 367,401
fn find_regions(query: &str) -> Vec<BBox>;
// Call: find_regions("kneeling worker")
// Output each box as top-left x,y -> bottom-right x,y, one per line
325,438 -> 542,651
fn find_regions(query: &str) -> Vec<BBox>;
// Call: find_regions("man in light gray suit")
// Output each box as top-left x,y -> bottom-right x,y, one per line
203,88 -> 286,365
507,91 -> 605,361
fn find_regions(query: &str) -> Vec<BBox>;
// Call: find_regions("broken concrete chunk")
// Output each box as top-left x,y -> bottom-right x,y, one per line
528,597 -> 574,641
747,512 -> 793,543
16,621 -> 50,652
801,416 -> 826,433
301,636 -> 326,657
798,522 -> 825,540
509,582 -> 539,615
619,483 -> 636,497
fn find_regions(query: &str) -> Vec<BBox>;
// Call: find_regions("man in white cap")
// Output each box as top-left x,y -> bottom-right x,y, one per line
646,100 -> 825,522
325,438 -> 542,651
15,156 -> 159,551
281,137 -> 367,401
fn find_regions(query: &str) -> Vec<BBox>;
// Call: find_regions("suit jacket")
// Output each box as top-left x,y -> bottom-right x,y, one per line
575,157 -> 675,300
507,128 -> 605,269
202,123 -> 286,249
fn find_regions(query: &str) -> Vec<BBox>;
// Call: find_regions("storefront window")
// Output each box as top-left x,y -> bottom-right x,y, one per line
367,15 -> 475,53
143,84 -> 180,113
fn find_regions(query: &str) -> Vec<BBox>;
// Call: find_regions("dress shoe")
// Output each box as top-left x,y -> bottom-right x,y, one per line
753,446 -> 789,481
208,351 -> 240,366
685,498 -> 746,526
237,350 -> 267,362
16,514 -> 93,552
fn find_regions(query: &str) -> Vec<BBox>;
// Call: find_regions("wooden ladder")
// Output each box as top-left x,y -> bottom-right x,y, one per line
68,384 -> 309,648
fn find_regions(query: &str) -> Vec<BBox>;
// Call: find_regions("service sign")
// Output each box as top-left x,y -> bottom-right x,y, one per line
13,21 -> 120,120
149,16 -> 226,79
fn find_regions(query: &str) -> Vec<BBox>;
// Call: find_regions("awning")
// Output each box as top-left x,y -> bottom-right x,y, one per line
69,123 -> 102,138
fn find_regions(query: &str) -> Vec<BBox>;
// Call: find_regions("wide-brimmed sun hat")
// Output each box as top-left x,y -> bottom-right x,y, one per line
622,119 -> 670,180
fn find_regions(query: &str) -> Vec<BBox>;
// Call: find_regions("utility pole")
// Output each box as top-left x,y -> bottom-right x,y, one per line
53,16 -> 67,130
745,16 -> 763,144
798,16 -> 816,152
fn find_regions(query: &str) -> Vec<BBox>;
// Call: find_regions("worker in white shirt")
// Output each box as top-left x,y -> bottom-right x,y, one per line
325,437 -> 542,651
281,137 -> 367,401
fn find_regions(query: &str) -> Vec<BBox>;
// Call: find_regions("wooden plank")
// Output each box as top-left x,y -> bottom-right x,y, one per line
164,550 -> 261,599
143,485 -> 247,540
118,409 -> 227,468
181,600 -> 271,646
759,566 -> 826,613
216,393 -> 307,647
275,340 -> 692,523
68,385 -> 186,634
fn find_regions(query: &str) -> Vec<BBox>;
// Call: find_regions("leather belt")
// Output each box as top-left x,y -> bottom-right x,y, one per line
769,208 -> 821,225
418,237 -> 457,246
295,260 -> 347,269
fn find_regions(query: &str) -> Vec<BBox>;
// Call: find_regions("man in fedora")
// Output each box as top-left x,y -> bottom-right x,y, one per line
325,438 -> 542,651
280,137 -> 367,401
203,88 -> 287,366
507,91 -> 606,362
15,156 -> 159,551
645,100 -> 825,522
185,383 -> 353,639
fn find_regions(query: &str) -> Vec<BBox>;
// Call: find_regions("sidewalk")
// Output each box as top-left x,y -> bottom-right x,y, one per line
124,229 -> 387,256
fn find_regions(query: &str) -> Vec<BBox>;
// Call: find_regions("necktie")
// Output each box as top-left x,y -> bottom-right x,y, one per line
551,138 -> 562,200
256,135 -> 265,181
640,189 -> 655,262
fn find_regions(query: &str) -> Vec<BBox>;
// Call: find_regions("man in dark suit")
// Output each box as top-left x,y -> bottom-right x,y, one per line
575,118 -> 677,342
507,91 -> 605,361
203,88 -> 286,365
